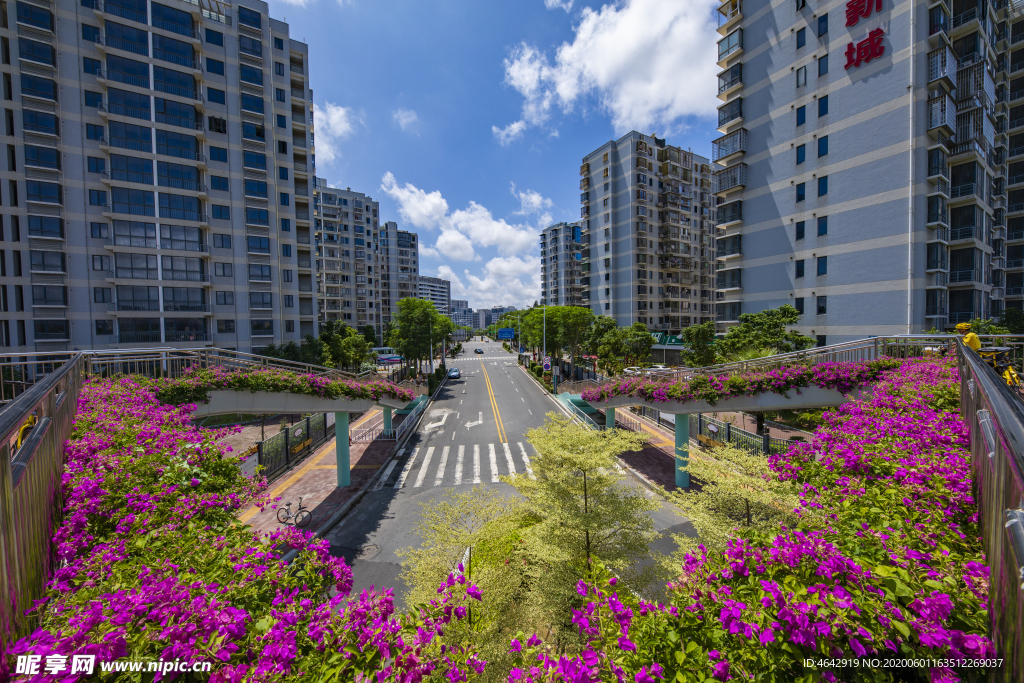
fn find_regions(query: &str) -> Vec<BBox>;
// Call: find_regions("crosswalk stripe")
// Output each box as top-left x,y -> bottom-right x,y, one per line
394,447 -> 419,489
488,443 -> 499,483
373,453 -> 401,491
434,446 -> 450,486
502,442 -> 516,479
473,444 -> 481,484
455,445 -> 465,485
414,447 -> 435,488
517,442 -> 535,479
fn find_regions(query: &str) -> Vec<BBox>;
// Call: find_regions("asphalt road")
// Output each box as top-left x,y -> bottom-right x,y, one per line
325,339 -> 686,602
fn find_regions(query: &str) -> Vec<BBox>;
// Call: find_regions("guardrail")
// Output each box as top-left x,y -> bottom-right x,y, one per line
689,413 -> 792,456
254,412 -> 334,479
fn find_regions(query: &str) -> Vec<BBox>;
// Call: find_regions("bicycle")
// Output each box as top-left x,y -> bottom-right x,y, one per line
276,497 -> 312,528
978,347 -> 1024,399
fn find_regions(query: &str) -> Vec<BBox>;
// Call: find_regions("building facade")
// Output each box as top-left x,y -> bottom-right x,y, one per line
1,0 -> 317,352
579,131 -> 717,332
713,0 -> 1010,342
380,221 -> 419,329
539,221 -> 583,306
448,298 -> 473,326
417,275 -> 450,314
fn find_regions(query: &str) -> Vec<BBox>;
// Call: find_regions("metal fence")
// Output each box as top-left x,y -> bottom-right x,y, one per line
688,414 -> 792,456
255,412 -> 335,480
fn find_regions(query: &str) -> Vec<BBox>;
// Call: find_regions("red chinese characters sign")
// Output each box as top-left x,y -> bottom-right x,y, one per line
845,27 -> 885,69
846,0 -> 882,27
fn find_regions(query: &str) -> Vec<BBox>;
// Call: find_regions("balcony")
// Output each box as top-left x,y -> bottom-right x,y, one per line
717,200 -> 742,225
949,269 -> 980,282
712,128 -> 746,163
950,182 -> 979,199
162,270 -> 210,282
717,0 -> 741,32
110,301 -> 160,312
160,239 -> 208,252
109,268 -> 158,280
928,46 -> 958,90
97,0 -> 148,25
105,235 -> 157,249
164,302 -> 209,312
925,305 -> 949,316
951,225 -> 982,240
100,35 -> 149,57
109,136 -> 153,153
164,331 -> 208,342
927,210 -> 949,227
713,163 -> 747,194
928,95 -> 956,135
927,259 -> 949,271
151,17 -> 197,40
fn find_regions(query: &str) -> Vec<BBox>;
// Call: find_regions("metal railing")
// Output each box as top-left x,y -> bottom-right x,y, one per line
689,413 -> 791,456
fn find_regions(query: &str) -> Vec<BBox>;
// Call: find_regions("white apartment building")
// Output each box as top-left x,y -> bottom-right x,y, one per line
418,274 -> 450,314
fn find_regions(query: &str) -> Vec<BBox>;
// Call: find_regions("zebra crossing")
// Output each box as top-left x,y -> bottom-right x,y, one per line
373,442 -> 538,490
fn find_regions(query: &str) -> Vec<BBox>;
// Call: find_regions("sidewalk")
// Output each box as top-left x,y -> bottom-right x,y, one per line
236,408 -> 404,536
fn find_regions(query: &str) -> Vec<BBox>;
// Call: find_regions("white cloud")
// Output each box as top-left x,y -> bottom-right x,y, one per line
380,173 -> 541,262
312,102 -> 359,165
544,0 -> 574,10
510,182 -> 553,216
494,0 -> 720,141
438,256 -> 541,310
392,108 -> 419,131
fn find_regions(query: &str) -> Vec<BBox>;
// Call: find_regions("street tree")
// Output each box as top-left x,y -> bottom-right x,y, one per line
679,320 -> 717,368
716,304 -> 817,357
359,325 -> 379,346
388,297 -> 440,374
584,315 -> 619,357
558,306 -> 595,380
622,322 -> 655,366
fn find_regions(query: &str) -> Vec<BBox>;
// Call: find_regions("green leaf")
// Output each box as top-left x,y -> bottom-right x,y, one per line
892,620 -> 910,638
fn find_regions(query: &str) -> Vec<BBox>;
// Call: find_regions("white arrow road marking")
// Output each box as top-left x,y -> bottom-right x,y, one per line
455,445 -> 465,485
414,447 -> 434,487
488,444 -> 499,483
517,442 -> 535,479
434,446 -> 450,486
473,444 -> 481,484
424,413 -> 448,430
502,442 -> 516,479
394,447 -> 419,489
465,412 -> 483,429
373,450 -> 402,491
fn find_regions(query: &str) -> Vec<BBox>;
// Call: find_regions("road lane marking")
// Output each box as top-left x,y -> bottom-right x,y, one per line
473,444 -> 481,484
465,412 -> 483,428
455,445 -> 465,485
434,446 -> 450,486
480,360 -> 507,443
502,442 -> 516,479
517,442 -> 535,479
528,409 -> 533,415
424,413 -> 448,430
451,431 -> 456,440
394,447 -> 419,489
521,397 -> 525,402
373,455 -> 400,491
414,447 -> 435,487
488,443 -> 499,483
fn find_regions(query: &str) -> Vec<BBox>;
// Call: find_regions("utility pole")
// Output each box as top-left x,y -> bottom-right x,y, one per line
429,317 -> 434,374
543,306 -> 546,362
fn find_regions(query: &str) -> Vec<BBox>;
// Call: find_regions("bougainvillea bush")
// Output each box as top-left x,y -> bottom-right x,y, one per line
6,377 -> 483,682
509,358 -> 993,683
155,365 -> 415,406
580,358 -> 901,407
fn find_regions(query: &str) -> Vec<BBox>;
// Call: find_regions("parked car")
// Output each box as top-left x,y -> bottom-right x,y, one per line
448,368 -> 461,379
475,348 -> 484,354
623,367 -> 644,375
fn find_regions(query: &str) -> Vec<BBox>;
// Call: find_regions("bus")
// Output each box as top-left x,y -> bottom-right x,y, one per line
371,347 -> 403,365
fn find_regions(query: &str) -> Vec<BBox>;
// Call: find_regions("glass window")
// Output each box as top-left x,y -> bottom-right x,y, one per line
274,37 -> 284,50
817,255 -> 827,275
17,2 -> 54,31
280,192 -> 290,206
281,219 -> 291,232
243,151 -> 266,169
213,234 -> 231,248
796,183 -> 805,202
206,58 -> 224,76
217,320 -> 235,333
212,205 -> 229,219
85,90 -> 102,107
817,296 -> 827,315
205,28 -> 223,46
211,176 -> 229,191
87,157 -> 105,173
279,167 -> 289,180
207,87 -> 225,104
795,259 -> 805,278
89,189 -> 107,206
817,13 -> 827,36
796,27 -> 805,48
277,114 -> 287,128
241,93 -> 264,113
210,147 -> 227,162
818,215 -> 828,235
818,176 -> 828,196
794,297 -> 804,314
818,135 -> 828,157
281,244 -> 292,257
80,25 -> 100,43
28,216 -> 62,238
818,95 -> 828,117
796,221 -> 805,239
215,291 -> 233,305
818,54 -> 829,76
276,88 -> 286,102
215,262 -> 232,277
238,6 -> 262,28
83,57 -> 101,75
240,64 -> 263,85
796,66 -> 806,87
796,144 -> 805,164
796,105 -> 806,126
25,145 -> 60,169
21,37 -> 55,64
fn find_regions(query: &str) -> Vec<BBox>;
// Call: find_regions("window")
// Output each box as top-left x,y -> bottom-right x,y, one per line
285,320 -> 295,333
82,24 -> 100,42
817,296 -> 827,315
795,259 -> 805,278
796,65 -> 806,87
210,147 -> 228,162
240,64 -> 263,85
241,93 -> 264,113
251,320 -> 273,335
281,244 -> 292,257
238,6 -> 262,28
796,0 -> 805,8
284,295 -> 294,307
274,37 -> 284,50
90,222 -> 108,238
796,105 -> 806,126
94,287 -> 112,303
24,110 -> 58,136
794,297 -> 805,314
277,114 -> 287,128
279,167 -> 289,180
278,141 -> 288,154
280,192 -> 290,206
242,121 -> 265,142
818,135 -> 828,157
797,27 -> 806,48
239,35 -> 262,57
89,189 -> 107,206
92,254 -> 110,270
87,157 -> 105,173
248,263 -> 270,281
28,216 -> 62,238
282,269 -> 293,282
212,205 -> 230,220
275,62 -> 285,77
243,151 -> 266,169
85,91 -> 102,107
250,291 -> 272,309
818,54 -> 828,76
247,235 -> 270,253
796,183 -> 806,202
818,176 -> 828,196
207,87 -> 225,104
86,123 -> 103,141
208,116 -> 227,133
95,320 -> 113,335
83,57 -> 101,75
796,144 -> 806,165
215,291 -> 233,305
818,216 -> 828,236
211,176 -> 228,191
213,234 -> 231,248
281,218 -> 291,232
206,58 -> 224,76
246,207 -> 269,225
25,146 -> 60,169
214,262 -> 232,277
817,256 -> 827,275
217,319 -> 235,333
796,221 -> 805,239
244,179 -> 268,199
818,95 -> 829,117
817,13 -> 828,36
205,28 -> 223,46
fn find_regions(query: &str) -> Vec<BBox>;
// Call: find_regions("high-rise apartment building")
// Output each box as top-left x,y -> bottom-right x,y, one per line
448,298 -> 473,326
0,0 -> 316,352
380,221 -> 419,328
418,275 -> 450,314
713,0 -> 1009,341
579,132 -> 717,332
539,221 -> 584,306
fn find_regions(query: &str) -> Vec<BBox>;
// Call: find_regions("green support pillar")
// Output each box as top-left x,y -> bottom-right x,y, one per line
335,412 -> 350,487
674,415 -> 689,488
383,406 -> 393,433
606,407 -> 615,431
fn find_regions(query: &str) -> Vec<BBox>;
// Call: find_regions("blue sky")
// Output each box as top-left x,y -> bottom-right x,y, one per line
267,0 -> 721,309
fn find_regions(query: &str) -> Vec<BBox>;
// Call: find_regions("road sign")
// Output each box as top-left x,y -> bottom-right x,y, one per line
497,327 -> 515,340
543,356 -> 551,371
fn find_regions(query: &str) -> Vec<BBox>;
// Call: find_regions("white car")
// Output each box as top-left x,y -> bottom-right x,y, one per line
623,367 -> 644,376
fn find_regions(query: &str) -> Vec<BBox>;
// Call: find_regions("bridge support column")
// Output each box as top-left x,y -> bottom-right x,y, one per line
382,406 -> 393,433
606,407 -> 615,430
335,412 -> 350,487
674,415 -> 689,489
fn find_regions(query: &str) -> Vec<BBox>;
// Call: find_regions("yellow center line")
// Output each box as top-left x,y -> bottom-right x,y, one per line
480,360 -> 507,443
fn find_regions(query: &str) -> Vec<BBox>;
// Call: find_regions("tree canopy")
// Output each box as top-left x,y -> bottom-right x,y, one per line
716,304 -> 817,357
